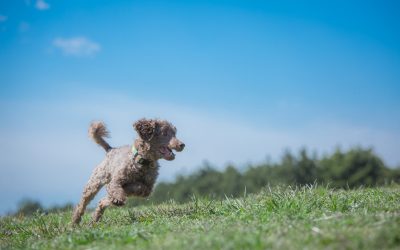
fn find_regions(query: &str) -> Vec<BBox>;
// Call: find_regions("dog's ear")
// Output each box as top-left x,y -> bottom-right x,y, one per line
133,119 -> 157,141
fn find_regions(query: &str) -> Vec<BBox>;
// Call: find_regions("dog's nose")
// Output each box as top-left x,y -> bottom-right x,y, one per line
179,143 -> 185,150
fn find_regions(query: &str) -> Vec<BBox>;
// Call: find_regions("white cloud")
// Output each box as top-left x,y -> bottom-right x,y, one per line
0,15 -> 7,22
53,37 -> 101,57
35,0 -> 50,10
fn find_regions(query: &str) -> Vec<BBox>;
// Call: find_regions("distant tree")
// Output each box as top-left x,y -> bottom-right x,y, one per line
243,164 -> 273,192
220,165 -> 243,196
15,199 -> 43,216
46,203 -> 74,213
126,147 -> 398,207
289,149 -> 317,184
279,149 -> 297,183
387,167 -> 400,183
319,147 -> 386,188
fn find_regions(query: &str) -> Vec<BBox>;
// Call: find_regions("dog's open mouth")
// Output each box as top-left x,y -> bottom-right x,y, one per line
160,146 -> 175,160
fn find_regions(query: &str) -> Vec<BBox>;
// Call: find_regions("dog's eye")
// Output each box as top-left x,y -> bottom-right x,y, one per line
161,130 -> 168,136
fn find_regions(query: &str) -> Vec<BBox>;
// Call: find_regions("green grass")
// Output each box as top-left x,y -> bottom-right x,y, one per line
1,185 -> 399,250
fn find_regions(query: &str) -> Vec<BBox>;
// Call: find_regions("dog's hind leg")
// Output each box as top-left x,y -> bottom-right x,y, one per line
72,162 -> 109,224
92,196 -> 112,223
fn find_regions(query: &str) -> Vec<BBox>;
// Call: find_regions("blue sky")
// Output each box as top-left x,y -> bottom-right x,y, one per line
0,0 -> 399,214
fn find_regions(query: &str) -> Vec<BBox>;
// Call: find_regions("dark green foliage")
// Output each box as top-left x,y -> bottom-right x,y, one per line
319,148 -> 388,188
46,203 -> 74,214
14,200 -> 73,217
15,199 -> 44,216
128,147 -> 399,206
295,148 -> 318,185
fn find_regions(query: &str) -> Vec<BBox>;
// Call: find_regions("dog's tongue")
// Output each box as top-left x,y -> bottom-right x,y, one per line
160,146 -> 174,159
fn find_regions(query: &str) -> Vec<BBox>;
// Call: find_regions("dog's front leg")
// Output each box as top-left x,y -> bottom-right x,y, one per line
106,179 -> 127,206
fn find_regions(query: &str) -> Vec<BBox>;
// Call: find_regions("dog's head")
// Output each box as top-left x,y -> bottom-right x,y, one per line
134,118 -> 185,161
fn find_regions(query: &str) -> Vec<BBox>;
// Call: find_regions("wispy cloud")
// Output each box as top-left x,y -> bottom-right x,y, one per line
0,15 -> 7,22
53,37 -> 101,57
35,0 -> 50,10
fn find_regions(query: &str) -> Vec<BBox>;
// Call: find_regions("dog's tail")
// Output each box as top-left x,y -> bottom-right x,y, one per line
88,121 -> 112,152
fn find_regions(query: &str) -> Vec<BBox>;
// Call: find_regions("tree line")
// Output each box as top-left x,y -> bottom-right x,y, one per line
128,147 -> 400,206
13,147 -> 400,215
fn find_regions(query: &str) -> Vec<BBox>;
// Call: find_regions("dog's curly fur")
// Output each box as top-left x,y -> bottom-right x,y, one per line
72,118 -> 185,224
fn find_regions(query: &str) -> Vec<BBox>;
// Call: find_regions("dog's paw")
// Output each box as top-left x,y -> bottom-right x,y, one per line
111,198 -> 125,206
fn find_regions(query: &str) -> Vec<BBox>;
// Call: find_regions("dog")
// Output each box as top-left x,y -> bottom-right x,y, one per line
72,118 -> 185,224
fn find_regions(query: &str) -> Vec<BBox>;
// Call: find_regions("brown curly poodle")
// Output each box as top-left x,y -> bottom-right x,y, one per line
72,118 -> 185,224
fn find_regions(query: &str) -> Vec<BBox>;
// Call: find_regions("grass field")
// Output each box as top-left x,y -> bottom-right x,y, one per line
1,185 -> 399,250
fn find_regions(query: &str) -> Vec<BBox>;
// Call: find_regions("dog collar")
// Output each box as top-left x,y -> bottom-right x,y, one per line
132,145 -> 152,165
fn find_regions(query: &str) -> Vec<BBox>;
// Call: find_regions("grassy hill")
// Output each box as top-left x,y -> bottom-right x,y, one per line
1,185 -> 399,250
